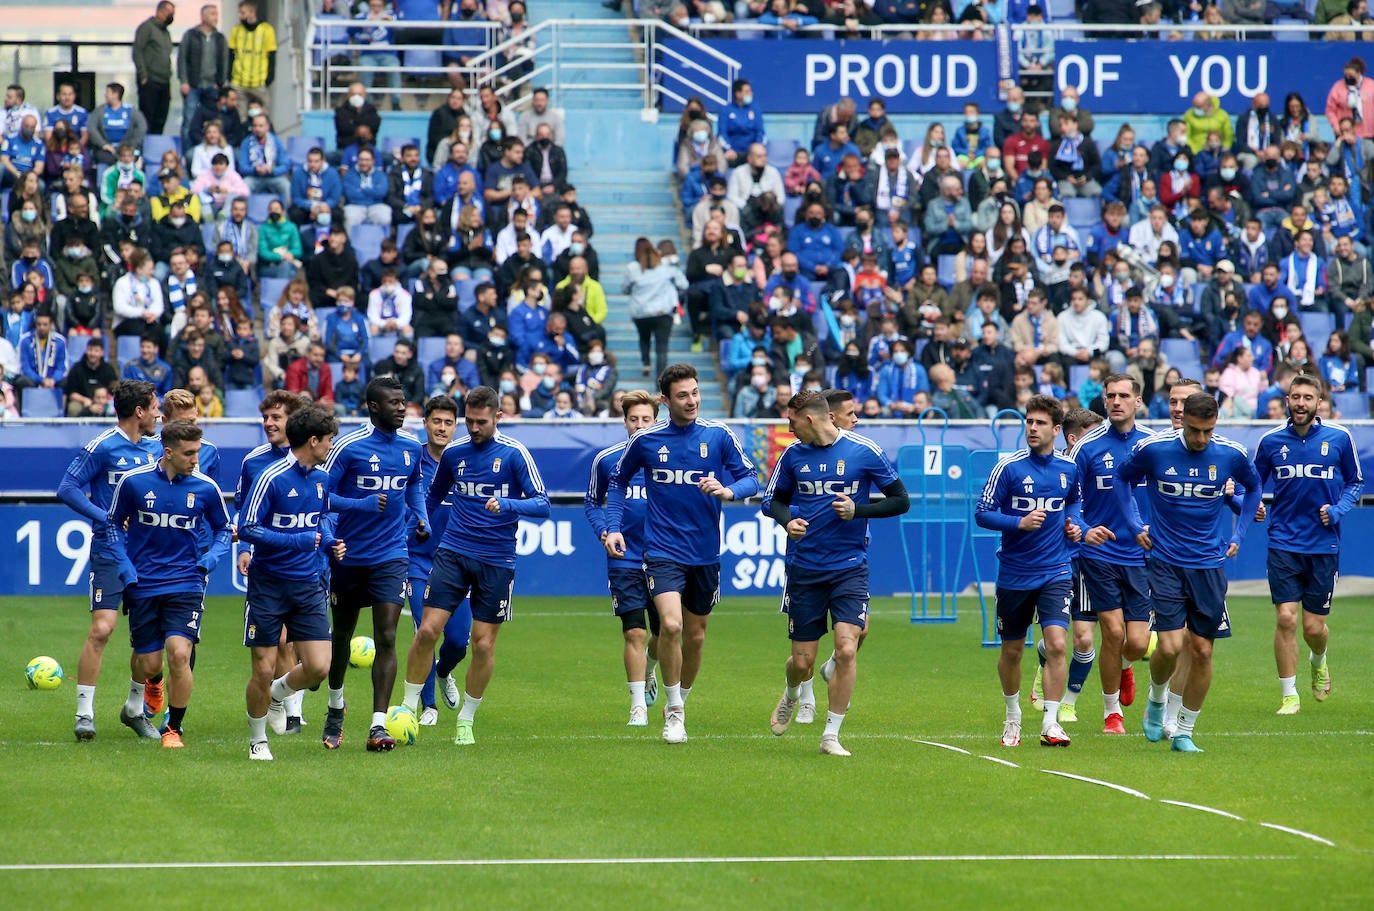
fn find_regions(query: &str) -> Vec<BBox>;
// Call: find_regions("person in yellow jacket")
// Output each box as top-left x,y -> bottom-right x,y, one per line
228,0 -> 277,107
150,167 -> 204,223
1183,93 -> 1234,154
555,256 -> 607,323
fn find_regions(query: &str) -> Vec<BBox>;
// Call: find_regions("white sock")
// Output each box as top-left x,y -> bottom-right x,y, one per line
629,680 -> 646,710
247,712 -> 268,743
1279,675 -> 1298,697
798,677 -> 815,704
1164,692 -> 1183,726
371,711 -> 386,730
680,685 -> 692,703
284,689 -> 304,718
1148,681 -> 1168,704
646,655 -> 658,676
1003,692 -> 1022,723
823,711 -> 844,738
1041,701 -> 1060,732
124,679 -> 145,715
269,674 -> 294,703
665,683 -> 683,710
1122,655 -> 1131,670
1310,650 -> 1327,667
402,680 -> 424,711
821,654 -> 837,678
458,691 -> 482,722
1103,691 -> 1121,717
1063,686 -> 1080,707
1175,706 -> 1199,738
328,686 -> 345,710
785,682 -> 800,700
76,684 -> 95,719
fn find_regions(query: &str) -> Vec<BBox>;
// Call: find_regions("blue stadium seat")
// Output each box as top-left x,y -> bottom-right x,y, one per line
117,334 -> 143,365
1332,389 -> 1367,419
224,389 -> 261,418
66,334 -> 92,366
1273,17 -> 1307,40
381,136 -> 420,161
1299,311 -> 1336,348
315,306 -> 337,327
417,336 -> 447,364
396,222 -> 414,252
936,254 -> 958,290
766,139 -> 799,169
783,195 -> 802,226
1048,0 -> 1077,19
404,49 -> 443,74
350,224 -> 386,265
370,335 -> 398,363
142,134 -> 180,163
1069,363 -> 1089,393
22,387 -> 63,418
246,193 -> 276,224
201,221 -> 217,252
1160,337 -> 1200,368
329,362 -> 344,387
258,277 -> 291,313
455,278 -> 476,310
287,135 -> 324,166
1064,197 -> 1101,234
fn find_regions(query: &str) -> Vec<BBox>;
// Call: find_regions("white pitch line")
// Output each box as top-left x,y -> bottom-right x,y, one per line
0,854 -> 1297,873
978,755 -> 1020,768
1258,823 -> 1337,847
1042,769 -> 1151,800
1159,799 -> 1245,821
909,739 -> 972,755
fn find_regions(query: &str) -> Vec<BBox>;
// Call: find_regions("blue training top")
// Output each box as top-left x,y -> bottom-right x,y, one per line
975,448 -> 1086,589
57,426 -> 160,558
108,463 -> 232,595
407,444 -> 455,579
1070,421 -> 1154,566
1252,418 -> 1363,556
428,431 -> 550,568
238,456 -> 339,582
324,423 -> 427,565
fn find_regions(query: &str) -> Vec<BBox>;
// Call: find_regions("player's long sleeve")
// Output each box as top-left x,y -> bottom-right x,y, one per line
721,432 -> 760,501
1114,456 -> 1148,537
584,461 -> 608,537
975,472 -> 1023,531
1231,459 -> 1264,548
1063,474 -> 1086,538
500,452 -> 550,518
326,453 -> 380,514
404,455 -> 428,529
58,464 -> 108,526
851,479 -> 910,519
239,480 -> 316,551
198,489 -> 234,574
1330,441 -> 1365,524
763,485 -> 794,527
605,440 -> 645,532
105,474 -> 136,576
426,456 -> 453,516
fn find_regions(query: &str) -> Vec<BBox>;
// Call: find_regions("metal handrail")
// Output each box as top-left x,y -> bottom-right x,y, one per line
682,21 -> 1374,37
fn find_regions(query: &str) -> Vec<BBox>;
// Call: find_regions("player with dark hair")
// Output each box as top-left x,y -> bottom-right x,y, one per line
234,390 -> 309,733
975,395 -> 1085,748
585,389 -> 662,726
405,394 -> 470,727
107,420 -> 232,748
1116,392 -> 1262,752
1069,376 -> 1155,735
323,376 -> 427,751
602,364 -> 760,744
239,406 -> 345,761
762,391 -> 908,756
401,386 -> 549,745
1253,373 -> 1363,715
57,379 -> 162,742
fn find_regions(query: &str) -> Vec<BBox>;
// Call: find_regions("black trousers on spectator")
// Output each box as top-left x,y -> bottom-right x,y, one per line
634,314 -> 673,381
686,278 -> 722,340
139,80 -> 171,135
413,312 -> 456,339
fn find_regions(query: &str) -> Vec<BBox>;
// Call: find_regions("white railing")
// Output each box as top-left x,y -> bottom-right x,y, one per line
681,21 -> 1374,40
301,17 -> 739,114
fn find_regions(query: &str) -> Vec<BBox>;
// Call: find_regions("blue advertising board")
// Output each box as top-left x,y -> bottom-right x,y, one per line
662,38 -> 1338,116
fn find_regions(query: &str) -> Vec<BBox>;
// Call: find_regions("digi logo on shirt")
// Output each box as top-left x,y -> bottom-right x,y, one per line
1011,496 -> 1066,512
1155,480 -> 1224,499
797,480 -> 862,496
625,484 -> 648,500
1272,464 -> 1335,480
136,511 -> 198,529
650,468 -> 716,485
356,474 -> 409,491
452,481 -> 510,498
271,512 -> 322,529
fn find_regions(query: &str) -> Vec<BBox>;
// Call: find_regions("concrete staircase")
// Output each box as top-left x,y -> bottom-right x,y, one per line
530,0 -> 724,412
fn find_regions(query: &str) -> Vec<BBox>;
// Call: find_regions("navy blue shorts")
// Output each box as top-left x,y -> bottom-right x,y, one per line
1267,549 -> 1339,616
995,577 -> 1072,642
88,551 -> 129,613
244,572 -> 332,647
645,558 -> 720,617
1069,559 -> 1093,622
425,548 -> 515,625
1079,557 -> 1152,623
609,565 -> 660,635
126,588 -> 204,654
783,564 -> 870,642
409,576 -> 474,646
1147,557 -> 1232,640
331,559 -> 409,610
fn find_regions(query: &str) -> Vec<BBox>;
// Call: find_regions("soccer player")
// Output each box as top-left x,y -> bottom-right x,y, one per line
406,395 -> 470,727
1115,392 -> 1262,752
57,379 -> 161,742
585,390 -> 662,726
401,386 -> 549,745
324,376 -> 427,752
233,390 -> 309,732
762,391 -> 909,756
1252,374 -> 1362,714
107,420 -> 233,748
602,364 -> 760,744
975,395 -> 1085,748
1070,377 -> 1155,734
239,406 -> 346,761
163,389 -> 220,481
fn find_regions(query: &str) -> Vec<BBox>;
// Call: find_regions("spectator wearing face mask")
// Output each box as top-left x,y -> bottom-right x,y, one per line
1327,57 -> 1374,140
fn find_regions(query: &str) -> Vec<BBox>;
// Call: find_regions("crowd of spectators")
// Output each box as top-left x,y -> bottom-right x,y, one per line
0,1 -> 619,421
676,62 -> 1374,421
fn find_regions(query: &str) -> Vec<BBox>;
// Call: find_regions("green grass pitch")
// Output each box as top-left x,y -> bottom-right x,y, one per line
1,594 -> 1371,909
